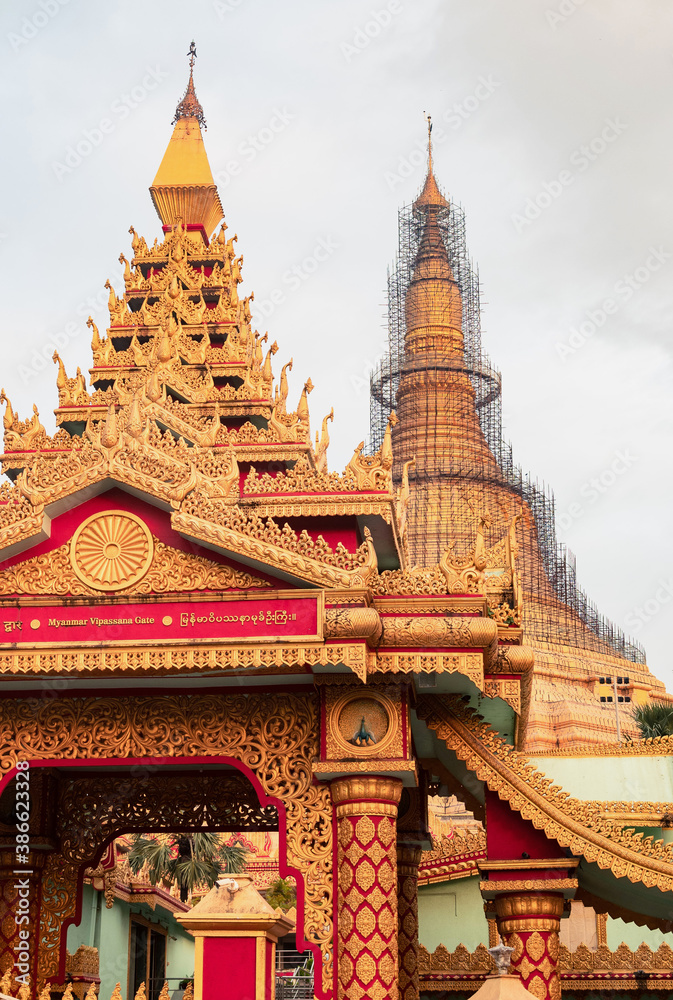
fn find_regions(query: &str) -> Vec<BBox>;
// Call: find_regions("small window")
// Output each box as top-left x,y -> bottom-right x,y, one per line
130,919 -> 166,1000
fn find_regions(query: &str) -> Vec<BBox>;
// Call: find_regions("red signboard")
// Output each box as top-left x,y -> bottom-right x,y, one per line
0,592 -> 322,646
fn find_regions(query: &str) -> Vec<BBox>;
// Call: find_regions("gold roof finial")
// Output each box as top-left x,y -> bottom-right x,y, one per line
173,40 -> 206,130
414,110 -> 449,212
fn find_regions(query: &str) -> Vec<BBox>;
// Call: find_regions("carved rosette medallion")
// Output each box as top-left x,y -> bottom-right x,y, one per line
70,511 -> 153,591
329,690 -> 400,759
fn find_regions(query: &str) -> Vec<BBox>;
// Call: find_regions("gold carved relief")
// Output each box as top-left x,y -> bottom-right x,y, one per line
0,533 -> 269,598
70,511 -> 153,591
1,692 -> 333,994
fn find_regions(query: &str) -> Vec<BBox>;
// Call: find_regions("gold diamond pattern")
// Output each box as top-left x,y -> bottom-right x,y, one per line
378,905 -> 395,938
339,953 -> 353,984
368,933 -> 388,959
377,859 -> 395,893
355,815 -> 375,846
356,953 -> 376,985
527,931 -> 546,963
380,952 -> 396,985
368,887 -> 386,912
377,816 -> 394,846
538,957 -> 553,980
517,956 -> 534,981
355,907 -> 376,939
345,887 -> 365,911
366,840 -> 387,866
526,975 -> 547,1000
356,860 -> 375,891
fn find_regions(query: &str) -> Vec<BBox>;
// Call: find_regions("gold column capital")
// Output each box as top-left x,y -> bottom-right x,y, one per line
331,776 -> 403,817
495,892 -> 564,935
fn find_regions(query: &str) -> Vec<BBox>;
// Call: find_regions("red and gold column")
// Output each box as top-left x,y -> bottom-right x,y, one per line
331,777 -> 402,1000
396,844 -> 421,1000
495,893 -> 564,1000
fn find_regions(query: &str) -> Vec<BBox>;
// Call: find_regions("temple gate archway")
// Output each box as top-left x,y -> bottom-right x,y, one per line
0,691 -> 333,997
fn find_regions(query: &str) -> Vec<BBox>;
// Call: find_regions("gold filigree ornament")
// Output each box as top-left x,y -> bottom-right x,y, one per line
70,511 -> 153,591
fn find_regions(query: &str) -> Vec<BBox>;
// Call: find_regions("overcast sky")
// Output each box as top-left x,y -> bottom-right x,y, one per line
1,0 -> 672,688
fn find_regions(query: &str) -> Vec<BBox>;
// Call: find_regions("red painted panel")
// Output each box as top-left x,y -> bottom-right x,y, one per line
0,594 -> 320,646
485,789 -> 566,860
265,939 -> 274,1000
0,488 -> 271,584
203,937 -> 255,1000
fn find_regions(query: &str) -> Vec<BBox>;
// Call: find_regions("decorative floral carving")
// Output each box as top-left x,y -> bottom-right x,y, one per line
0,535 -> 269,597
0,692 -> 333,994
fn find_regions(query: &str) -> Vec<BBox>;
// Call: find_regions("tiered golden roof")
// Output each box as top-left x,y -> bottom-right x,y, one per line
0,64 -> 531,694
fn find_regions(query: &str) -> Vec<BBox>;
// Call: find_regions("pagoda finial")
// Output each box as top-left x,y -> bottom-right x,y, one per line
173,40 -> 206,129
414,110 -> 449,212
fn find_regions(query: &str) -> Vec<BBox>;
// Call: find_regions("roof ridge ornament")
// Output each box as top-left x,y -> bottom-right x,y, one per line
172,40 -> 207,130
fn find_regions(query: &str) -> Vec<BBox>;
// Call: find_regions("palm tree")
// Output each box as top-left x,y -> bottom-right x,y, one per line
265,877 -> 296,912
127,832 -> 251,902
631,700 -> 673,739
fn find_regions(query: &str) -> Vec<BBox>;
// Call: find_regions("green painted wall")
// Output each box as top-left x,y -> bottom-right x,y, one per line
166,922 -> 195,986
530,755 -> 673,803
97,899 -> 131,998
418,876 -> 489,952
606,915 -> 673,952
66,890 -> 195,1000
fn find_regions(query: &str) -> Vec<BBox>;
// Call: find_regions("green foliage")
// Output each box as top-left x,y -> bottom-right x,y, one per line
127,832 -> 251,902
265,877 -> 296,912
631,700 -> 673,739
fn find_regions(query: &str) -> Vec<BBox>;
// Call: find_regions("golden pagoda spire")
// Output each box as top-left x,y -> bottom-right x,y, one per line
173,41 -> 207,129
391,117 -> 503,564
414,114 -> 450,213
149,42 -> 223,242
